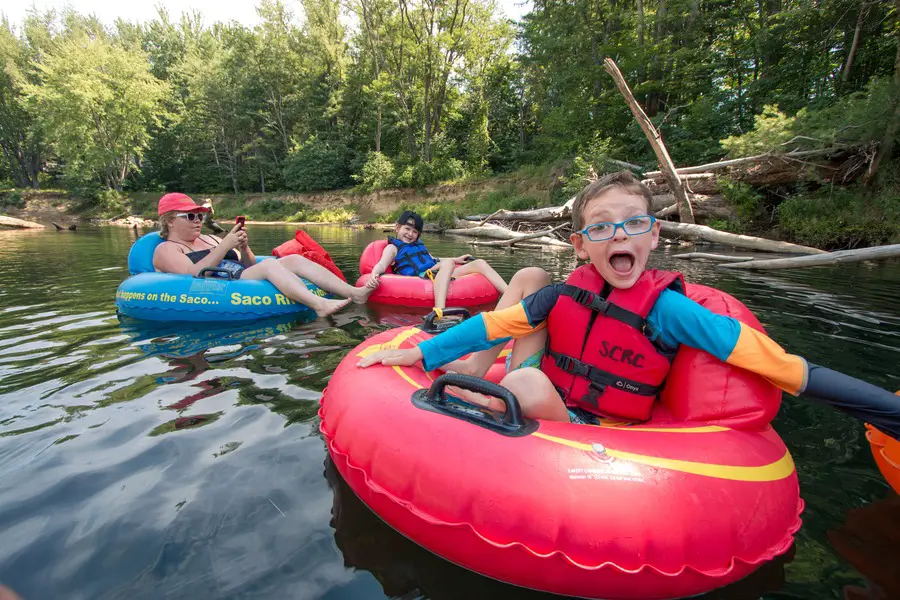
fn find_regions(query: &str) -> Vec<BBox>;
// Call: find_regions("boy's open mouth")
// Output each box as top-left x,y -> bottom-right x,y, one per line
609,251 -> 635,274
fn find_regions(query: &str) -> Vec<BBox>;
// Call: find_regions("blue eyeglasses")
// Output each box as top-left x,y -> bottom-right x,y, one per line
578,215 -> 657,242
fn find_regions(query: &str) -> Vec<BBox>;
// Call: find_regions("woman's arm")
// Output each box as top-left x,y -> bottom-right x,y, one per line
154,227 -> 244,276
153,241 -> 233,276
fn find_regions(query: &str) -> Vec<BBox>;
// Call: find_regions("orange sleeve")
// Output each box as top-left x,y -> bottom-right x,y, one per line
725,323 -> 808,395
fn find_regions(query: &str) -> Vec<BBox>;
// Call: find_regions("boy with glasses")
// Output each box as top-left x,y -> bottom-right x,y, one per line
358,172 -> 900,439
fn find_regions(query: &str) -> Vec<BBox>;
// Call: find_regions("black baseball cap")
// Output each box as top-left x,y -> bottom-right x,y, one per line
397,210 -> 424,233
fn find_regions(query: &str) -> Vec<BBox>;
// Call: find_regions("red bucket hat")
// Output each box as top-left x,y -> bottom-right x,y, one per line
157,193 -> 210,216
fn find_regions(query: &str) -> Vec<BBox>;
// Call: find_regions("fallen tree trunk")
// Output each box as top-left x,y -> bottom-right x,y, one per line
672,253 -> 757,262
462,197 -> 576,224
446,221 -> 572,248
471,223 -> 570,247
659,221 -> 826,254
0,215 -> 44,229
644,148 -> 843,178
719,244 -> 900,270
608,159 -> 643,172
604,58 -> 695,223
654,194 -> 734,220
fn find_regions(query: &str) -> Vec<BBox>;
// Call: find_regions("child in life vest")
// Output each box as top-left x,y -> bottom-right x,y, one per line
368,210 -> 508,312
358,171 -> 900,440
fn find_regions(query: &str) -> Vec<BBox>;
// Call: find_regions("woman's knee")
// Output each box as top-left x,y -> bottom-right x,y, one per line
279,254 -> 308,269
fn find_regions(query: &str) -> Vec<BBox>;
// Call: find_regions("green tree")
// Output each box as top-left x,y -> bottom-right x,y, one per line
0,18 -> 43,188
24,13 -> 168,191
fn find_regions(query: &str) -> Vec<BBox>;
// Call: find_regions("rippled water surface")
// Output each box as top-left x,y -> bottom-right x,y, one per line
1,224 -> 898,600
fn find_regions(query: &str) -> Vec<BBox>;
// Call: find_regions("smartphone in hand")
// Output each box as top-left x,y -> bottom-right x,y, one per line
235,216 -> 246,228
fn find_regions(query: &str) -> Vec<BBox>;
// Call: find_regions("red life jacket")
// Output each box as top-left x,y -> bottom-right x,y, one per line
540,265 -> 684,422
272,230 -> 346,282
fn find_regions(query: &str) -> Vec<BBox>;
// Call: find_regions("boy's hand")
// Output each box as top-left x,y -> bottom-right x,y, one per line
357,347 -> 423,368
455,254 -> 474,264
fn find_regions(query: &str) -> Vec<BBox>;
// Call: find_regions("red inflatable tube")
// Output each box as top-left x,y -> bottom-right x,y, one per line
356,240 -> 500,307
319,285 -> 803,599
273,230 -> 346,282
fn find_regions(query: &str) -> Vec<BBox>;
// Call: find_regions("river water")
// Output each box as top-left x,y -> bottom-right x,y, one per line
0,224 -> 898,600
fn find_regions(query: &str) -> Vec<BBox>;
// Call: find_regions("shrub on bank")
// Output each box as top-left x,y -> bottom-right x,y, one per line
0,190 -> 25,211
283,138 -> 354,192
378,187 -> 549,229
778,187 -> 900,249
287,204 -> 357,223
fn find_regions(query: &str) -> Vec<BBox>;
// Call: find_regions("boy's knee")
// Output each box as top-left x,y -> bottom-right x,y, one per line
501,367 -> 548,395
512,267 -> 550,286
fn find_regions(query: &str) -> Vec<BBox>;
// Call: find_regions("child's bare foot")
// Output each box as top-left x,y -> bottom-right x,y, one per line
315,297 -> 352,318
444,385 -> 506,412
350,279 -> 379,304
442,357 -> 493,379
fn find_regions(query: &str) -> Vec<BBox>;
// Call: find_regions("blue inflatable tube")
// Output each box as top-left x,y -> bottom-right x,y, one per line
116,232 -> 330,322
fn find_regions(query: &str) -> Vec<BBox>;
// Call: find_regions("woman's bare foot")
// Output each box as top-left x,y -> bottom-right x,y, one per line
315,297 -> 352,318
349,279 -> 379,304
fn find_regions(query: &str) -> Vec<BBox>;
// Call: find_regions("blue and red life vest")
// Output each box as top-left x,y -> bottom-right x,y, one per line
541,265 -> 684,422
389,237 -> 438,277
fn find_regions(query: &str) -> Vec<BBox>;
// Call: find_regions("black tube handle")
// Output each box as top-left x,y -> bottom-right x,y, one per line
422,307 -> 471,334
427,373 -> 525,429
197,267 -> 234,279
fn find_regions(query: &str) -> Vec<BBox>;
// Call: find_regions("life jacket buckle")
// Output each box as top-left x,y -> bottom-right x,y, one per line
570,288 -> 609,313
555,354 -> 577,374
584,381 -> 605,408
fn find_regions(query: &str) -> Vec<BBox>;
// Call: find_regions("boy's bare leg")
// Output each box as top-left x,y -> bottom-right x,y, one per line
431,258 -> 456,310
451,259 -> 508,294
443,266 -> 550,377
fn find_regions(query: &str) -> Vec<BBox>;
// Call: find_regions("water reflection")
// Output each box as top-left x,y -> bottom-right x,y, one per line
828,493 -> 900,600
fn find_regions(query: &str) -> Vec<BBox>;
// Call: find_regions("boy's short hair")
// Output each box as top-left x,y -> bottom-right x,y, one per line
571,171 -> 653,230
397,210 -> 424,233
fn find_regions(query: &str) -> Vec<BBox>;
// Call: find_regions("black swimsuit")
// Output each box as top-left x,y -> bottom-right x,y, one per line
178,236 -> 246,279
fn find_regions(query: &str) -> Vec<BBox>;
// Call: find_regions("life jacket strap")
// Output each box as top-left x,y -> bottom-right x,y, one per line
549,350 -> 660,397
560,285 -> 646,332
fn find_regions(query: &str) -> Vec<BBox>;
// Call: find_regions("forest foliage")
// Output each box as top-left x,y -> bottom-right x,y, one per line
0,0 -> 899,217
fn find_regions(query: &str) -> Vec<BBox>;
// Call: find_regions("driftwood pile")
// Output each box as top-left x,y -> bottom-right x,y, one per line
643,145 -> 873,220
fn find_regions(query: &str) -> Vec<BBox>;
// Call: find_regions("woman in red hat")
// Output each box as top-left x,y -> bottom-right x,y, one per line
152,193 -> 378,317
